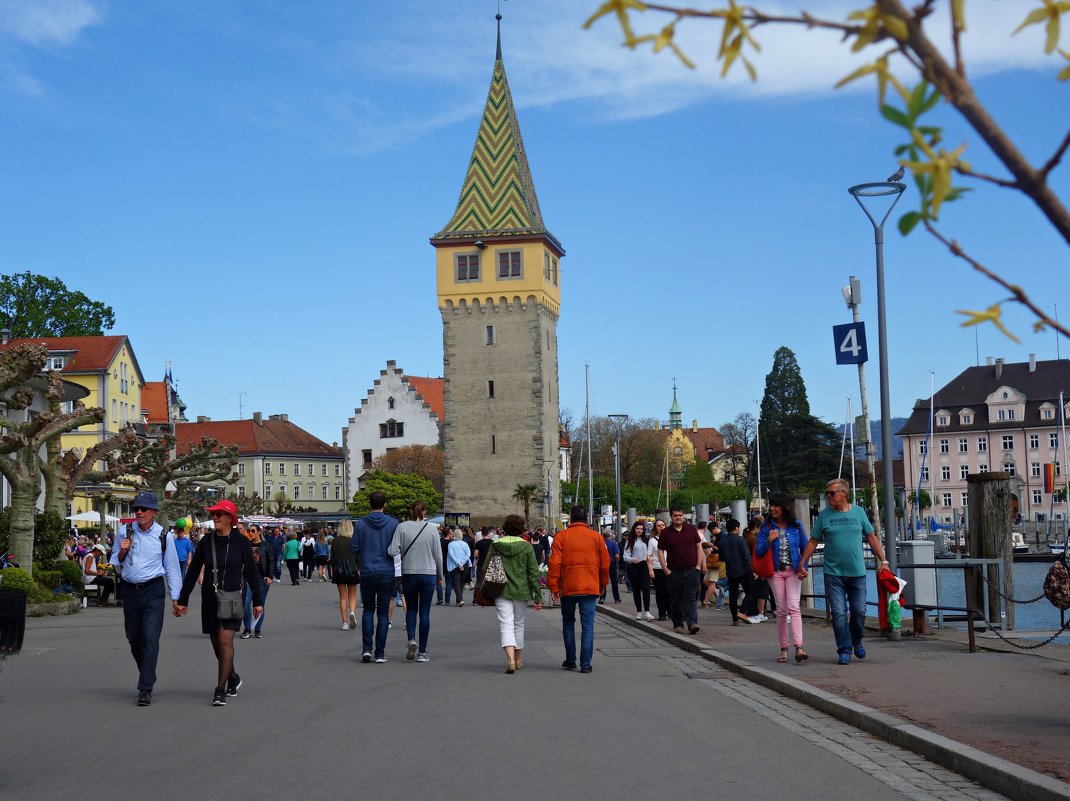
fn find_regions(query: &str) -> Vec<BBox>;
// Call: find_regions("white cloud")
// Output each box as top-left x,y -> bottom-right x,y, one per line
0,0 -> 101,47
236,1 -> 1062,153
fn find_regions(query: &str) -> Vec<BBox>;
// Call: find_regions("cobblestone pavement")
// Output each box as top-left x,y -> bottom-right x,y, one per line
598,616 -> 1011,801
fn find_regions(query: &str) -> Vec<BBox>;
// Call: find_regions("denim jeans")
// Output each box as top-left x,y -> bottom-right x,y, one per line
560,595 -> 597,669
824,573 -> 867,654
401,574 -> 437,652
600,563 -> 621,602
120,577 -> 166,693
360,573 -> 395,658
242,579 -> 271,632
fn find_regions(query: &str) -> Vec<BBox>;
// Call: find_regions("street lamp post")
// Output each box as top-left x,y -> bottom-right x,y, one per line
848,176 -> 906,576
608,414 -> 629,538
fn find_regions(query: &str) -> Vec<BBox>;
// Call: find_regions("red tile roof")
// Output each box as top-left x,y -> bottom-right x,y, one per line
405,376 -> 444,423
175,418 -> 342,458
142,381 -> 169,423
677,426 -> 726,456
0,335 -> 137,375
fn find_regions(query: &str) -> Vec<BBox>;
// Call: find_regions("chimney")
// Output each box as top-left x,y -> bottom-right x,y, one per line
0,328 -> 9,345
995,357 -> 1004,379
985,356 -> 994,366
692,419 -> 698,433
253,411 -> 263,424
1029,353 -> 1036,373
197,415 -> 211,423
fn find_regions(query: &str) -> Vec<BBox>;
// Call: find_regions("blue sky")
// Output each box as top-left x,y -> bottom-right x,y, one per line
1,1 -> 1067,446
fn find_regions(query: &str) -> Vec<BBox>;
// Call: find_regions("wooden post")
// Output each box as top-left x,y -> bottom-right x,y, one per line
791,494 -> 814,610
966,472 -> 1014,630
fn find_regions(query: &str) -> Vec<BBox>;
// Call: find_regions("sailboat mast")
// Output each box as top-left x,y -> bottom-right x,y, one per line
754,399 -> 762,513
585,363 -> 594,525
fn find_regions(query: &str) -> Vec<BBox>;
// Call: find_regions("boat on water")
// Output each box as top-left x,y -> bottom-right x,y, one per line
1010,531 -> 1030,555
1049,542 -> 1066,556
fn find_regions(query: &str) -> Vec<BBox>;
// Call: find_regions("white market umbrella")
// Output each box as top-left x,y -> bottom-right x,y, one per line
67,512 -> 120,524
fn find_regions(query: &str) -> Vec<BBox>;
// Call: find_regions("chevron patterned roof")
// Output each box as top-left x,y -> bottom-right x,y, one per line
434,45 -> 556,244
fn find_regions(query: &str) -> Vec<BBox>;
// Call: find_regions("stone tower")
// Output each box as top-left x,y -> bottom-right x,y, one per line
430,16 -> 563,529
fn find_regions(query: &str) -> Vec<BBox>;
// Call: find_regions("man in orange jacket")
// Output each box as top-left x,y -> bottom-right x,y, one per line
548,505 -> 610,674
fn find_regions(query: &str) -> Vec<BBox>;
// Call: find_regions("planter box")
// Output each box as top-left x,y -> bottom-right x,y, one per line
0,590 -> 27,655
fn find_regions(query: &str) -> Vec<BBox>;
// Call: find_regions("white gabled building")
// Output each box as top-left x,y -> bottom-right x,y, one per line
343,360 -> 443,500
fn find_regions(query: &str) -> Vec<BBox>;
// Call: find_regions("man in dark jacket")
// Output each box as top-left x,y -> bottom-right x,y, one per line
719,519 -> 753,625
350,491 -> 399,663
241,525 -> 274,639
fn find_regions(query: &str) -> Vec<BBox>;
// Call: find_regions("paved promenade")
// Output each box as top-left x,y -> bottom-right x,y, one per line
1,580 -> 1064,801
597,593 -> 1070,799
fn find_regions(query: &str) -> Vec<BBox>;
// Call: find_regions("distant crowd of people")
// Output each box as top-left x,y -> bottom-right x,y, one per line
73,475 -> 885,706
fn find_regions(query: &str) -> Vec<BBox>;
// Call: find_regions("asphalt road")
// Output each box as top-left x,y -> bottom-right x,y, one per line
1,580 -> 1009,801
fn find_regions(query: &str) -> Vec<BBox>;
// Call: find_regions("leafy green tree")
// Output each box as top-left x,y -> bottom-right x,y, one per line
511,483 -> 541,523
268,491 -> 293,517
372,444 -> 444,493
0,272 -> 115,337
908,489 -> 933,511
349,471 -> 440,520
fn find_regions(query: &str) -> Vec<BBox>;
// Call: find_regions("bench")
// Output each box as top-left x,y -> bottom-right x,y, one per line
82,582 -> 103,607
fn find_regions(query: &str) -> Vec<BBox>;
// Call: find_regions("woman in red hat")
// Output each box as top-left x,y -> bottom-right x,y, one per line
174,499 -> 263,706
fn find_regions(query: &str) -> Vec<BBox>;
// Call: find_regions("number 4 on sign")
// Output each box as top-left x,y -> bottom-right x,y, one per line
832,322 -> 868,365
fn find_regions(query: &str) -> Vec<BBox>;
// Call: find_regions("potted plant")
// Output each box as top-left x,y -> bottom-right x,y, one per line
0,567 -> 32,655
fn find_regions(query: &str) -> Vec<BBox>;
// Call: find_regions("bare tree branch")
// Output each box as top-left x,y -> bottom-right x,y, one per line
1039,128 -> 1070,182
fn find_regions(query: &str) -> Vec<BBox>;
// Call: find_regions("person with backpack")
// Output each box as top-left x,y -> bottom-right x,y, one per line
108,491 -> 183,707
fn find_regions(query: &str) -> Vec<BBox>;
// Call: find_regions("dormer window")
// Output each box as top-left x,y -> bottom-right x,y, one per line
45,356 -> 66,371
959,408 -> 973,425
935,410 -> 950,427
1041,403 -> 1055,420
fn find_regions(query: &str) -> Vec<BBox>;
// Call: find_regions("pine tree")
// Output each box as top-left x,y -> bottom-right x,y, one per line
759,346 -> 810,428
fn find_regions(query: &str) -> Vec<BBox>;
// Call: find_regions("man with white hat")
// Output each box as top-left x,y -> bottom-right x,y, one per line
109,490 -> 182,706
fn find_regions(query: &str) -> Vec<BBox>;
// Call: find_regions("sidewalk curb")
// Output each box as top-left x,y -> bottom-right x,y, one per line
597,604 -> 1070,801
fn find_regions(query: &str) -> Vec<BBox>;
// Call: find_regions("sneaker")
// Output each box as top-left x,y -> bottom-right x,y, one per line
226,674 -> 242,697
374,656 -> 387,664
457,601 -> 464,607
644,611 -> 654,620
561,660 -> 577,670
838,652 -> 852,666
416,652 -> 430,662
348,610 -> 358,628
388,622 -> 393,629
435,600 -> 444,606
137,691 -> 151,707
739,614 -> 752,624
240,630 -> 253,639
212,688 -> 227,706
342,623 -> 349,631
406,640 -> 418,661
853,644 -> 866,660
673,626 -> 685,634
253,631 -> 262,638
688,624 -> 700,634
635,612 -> 644,620
361,652 -> 372,663
752,614 -> 767,623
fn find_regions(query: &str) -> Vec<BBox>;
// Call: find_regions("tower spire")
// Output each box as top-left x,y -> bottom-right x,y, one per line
669,379 -> 682,430
496,12 -> 502,61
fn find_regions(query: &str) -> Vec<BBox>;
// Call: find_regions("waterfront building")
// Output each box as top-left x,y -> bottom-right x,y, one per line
343,360 -> 444,500
175,413 -> 346,513
429,18 -> 562,527
898,356 -> 1070,524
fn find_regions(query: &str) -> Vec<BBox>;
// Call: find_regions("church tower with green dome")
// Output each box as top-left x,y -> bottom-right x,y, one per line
668,381 -> 683,431
429,14 -> 563,527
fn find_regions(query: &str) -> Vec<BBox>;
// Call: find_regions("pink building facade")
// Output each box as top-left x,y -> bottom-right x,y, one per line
898,357 -> 1070,525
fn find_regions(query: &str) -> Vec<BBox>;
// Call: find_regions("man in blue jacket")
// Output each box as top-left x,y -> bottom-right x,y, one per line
351,491 -> 399,663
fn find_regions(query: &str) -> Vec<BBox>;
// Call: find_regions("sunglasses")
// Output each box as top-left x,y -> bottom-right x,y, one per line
825,490 -> 844,496
133,507 -> 152,513
210,512 -> 228,518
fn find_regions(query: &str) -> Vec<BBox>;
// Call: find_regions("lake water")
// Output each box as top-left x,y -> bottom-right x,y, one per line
809,560 -> 1068,634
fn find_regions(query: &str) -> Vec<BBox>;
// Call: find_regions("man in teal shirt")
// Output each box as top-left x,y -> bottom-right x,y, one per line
798,478 -> 889,665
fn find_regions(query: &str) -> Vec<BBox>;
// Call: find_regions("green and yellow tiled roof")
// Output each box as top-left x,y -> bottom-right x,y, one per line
434,43 -> 555,243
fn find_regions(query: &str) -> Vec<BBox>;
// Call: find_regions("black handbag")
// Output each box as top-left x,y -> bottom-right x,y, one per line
210,536 -> 243,620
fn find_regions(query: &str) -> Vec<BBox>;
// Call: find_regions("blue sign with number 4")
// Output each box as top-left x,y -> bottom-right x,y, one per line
833,322 -> 868,365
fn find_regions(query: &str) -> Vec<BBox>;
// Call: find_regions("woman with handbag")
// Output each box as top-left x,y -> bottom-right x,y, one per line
756,493 -> 809,664
488,514 -> 542,673
175,499 -> 262,706
330,519 -> 360,631
388,502 -> 444,662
